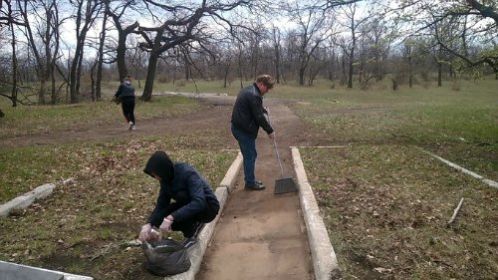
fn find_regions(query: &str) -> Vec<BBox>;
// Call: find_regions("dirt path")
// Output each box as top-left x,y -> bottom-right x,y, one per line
197,102 -> 313,280
0,99 -> 234,148
3,95 -> 323,279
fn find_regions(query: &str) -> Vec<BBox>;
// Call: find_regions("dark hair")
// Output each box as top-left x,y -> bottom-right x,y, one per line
255,74 -> 275,89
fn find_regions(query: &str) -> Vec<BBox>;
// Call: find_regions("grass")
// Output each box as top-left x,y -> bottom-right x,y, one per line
0,85 -> 235,279
1,76 -> 497,278
301,145 -> 498,279
0,145 -> 78,203
0,95 -> 198,138
0,137 -> 236,279
290,78 -> 498,180
290,77 -> 498,278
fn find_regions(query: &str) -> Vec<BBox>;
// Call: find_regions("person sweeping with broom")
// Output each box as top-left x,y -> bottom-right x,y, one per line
231,74 -> 275,191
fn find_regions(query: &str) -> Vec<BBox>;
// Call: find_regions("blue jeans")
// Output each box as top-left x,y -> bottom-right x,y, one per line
231,124 -> 257,186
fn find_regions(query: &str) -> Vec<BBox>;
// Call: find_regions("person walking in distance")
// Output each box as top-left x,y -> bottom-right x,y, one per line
231,74 -> 275,190
114,75 -> 136,130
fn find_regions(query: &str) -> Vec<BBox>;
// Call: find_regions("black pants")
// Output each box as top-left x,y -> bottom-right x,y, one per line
165,202 -> 220,238
121,97 -> 135,124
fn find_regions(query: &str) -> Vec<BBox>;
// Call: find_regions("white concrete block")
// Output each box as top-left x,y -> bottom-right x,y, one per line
291,147 -> 339,280
32,183 -> 56,200
219,152 -> 242,192
0,261 -> 92,280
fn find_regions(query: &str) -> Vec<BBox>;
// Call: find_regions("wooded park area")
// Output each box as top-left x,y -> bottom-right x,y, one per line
0,0 -> 497,108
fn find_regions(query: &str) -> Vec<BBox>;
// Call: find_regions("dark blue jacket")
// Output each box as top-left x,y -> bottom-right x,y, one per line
148,163 -> 219,227
114,82 -> 135,99
231,83 -> 273,138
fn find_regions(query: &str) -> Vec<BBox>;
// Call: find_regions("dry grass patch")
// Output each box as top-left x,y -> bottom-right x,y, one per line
301,145 -> 498,279
0,138 -> 236,279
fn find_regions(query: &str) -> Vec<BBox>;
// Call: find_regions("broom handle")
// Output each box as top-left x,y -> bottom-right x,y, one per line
267,108 -> 285,177
273,137 -> 285,177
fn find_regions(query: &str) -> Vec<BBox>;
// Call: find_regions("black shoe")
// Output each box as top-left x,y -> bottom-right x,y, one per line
182,237 -> 198,249
245,182 -> 266,191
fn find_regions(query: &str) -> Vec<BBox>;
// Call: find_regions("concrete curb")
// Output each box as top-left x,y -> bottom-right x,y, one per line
165,152 -> 242,280
0,260 -> 93,280
420,148 -> 498,190
0,183 -> 56,217
219,152 -> 243,192
291,147 -> 339,280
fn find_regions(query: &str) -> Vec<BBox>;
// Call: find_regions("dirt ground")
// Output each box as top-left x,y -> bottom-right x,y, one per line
197,102 -> 315,280
1,96 -> 328,279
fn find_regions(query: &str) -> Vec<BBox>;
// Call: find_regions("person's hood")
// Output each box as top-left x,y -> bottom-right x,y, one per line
144,151 -> 174,182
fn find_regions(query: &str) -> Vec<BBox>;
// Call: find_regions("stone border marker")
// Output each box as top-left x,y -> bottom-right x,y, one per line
0,260 -> 92,280
0,183 -> 56,217
291,146 -> 339,280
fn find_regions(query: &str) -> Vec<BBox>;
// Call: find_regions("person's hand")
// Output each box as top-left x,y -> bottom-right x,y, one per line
149,228 -> 161,242
159,216 -> 174,232
139,224 -> 152,242
268,132 -> 275,140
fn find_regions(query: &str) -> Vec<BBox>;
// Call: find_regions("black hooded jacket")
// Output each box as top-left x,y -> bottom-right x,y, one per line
231,83 -> 273,138
144,151 -> 219,227
114,82 -> 135,99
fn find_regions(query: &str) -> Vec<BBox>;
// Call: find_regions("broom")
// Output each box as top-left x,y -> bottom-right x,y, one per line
267,109 -> 298,194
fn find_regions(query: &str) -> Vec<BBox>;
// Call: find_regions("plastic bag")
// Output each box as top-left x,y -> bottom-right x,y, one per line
142,239 -> 191,276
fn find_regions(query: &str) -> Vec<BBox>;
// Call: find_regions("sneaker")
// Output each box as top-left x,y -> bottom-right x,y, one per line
245,182 -> 266,191
131,125 -> 136,131
182,237 -> 198,249
128,121 -> 134,131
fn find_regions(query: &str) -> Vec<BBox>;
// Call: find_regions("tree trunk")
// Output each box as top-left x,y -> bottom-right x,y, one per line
299,67 -> 305,86
39,80 -> 46,105
116,31 -> 128,82
238,47 -> 244,88
341,53 -> 347,85
141,51 -> 160,101
275,47 -> 280,84
408,55 -> 413,88
70,43 -> 83,103
96,12 -> 107,101
437,61 -> 442,87
437,45 -> 443,87
90,61 -> 97,101
348,14 -> 356,89
223,62 -> 230,88
50,62 -> 57,104
9,15 -> 18,107
348,51 -> 354,89
184,54 -> 190,81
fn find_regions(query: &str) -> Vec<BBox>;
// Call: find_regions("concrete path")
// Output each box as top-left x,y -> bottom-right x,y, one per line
197,103 -> 313,280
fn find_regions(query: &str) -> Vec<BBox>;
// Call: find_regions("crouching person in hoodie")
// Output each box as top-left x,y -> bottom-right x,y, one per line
138,151 -> 220,248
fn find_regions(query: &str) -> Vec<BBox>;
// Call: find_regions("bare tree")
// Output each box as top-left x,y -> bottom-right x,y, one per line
17,0 -> 63,104
284,2 -> 327,86
398,0 -> 498,79
335,3 -> 368,88
93,6 -> 109,101
0,0 -> 24,107
137,0 -> 255,101
104,0 -> 139,82
271,26 -> 282,84
68,0 -> 100,103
